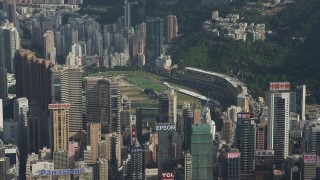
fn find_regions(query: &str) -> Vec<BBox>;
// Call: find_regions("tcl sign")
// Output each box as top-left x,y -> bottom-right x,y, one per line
162,172 -> 174,180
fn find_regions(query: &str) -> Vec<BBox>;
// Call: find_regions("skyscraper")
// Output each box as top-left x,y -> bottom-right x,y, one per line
51,66 -> 83,133
15,49 -> 53,150
96,158 -> 108,180
182,105 -> 193,150
235,113 -> 256,179
14,97 -> 29,178
28,103 -> 41,153
128,139 -> 143,180
0,68 -> 8,100
184,151 -> 192,180
296,85 -> 306,120
7,0 -> 16,26
14,97 -> 29,154
49,103 -> 70,152
124,0 -> 131,28
15,49 -> 54,111
85,77 -> 121,133
221,148 -> 241,180
88,123 -> 101,163
191,124 -> 213,180
267,82 -> 290,168
146,17 -> 164,64
0,22 -> 20,73
43,30 -> 56,64
159,89 -> 177,124
156,123 -> 175,177
165,15 -> 178,43
132,33 -> 145,65
307,122 -> 320,154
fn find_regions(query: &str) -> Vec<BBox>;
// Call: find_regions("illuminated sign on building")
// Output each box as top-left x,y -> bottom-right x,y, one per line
48,103 -> 70,109
161,172 -> 175,180
304,154 -> 317,164
156,123 -> 176,132
145,168 -> 158,176
223,152 -> 241,159
237,113 -> 254,119
255,150 -> 274,157
270,82 -> 290,91
40,168 -> 85,176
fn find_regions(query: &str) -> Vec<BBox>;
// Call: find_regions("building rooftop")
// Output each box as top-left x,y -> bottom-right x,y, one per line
185,67 -> 243,88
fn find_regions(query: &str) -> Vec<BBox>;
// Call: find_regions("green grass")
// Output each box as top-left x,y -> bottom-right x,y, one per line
126,76 -> 167,93
88,70 -> 204,106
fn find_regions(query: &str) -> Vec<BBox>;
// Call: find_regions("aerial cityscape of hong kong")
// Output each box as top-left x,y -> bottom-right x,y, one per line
0,0 -> 319,179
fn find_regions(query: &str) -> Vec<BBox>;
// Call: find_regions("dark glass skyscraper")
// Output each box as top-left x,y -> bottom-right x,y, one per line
146,17 -> 164,65
156,123 -> 175,177
235,113 -> 256,180
128,140 -> 144,180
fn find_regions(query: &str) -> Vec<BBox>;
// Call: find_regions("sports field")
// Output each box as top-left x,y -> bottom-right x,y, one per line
88,70 -> 203,106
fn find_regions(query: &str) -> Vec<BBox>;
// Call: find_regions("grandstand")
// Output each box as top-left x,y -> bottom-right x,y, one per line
180,67 -> 246,104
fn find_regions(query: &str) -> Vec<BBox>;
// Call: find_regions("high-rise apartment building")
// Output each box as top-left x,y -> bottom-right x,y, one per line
267,82 -> 290,168
124,0 -> 131,28
7,0 -> 16,26
51,66 -> 83,133
43,30 -> 56,64
53,151 -> 69,169
191,124 -> 213,180
132,33 -> 145,65
235,113 -> 256,179
0,22 -> 20,73
0,156 -> 10,180
184,151 -> 192,180
146,17 -> 164,64
14,49 -> 53,148
85,77 -> 121,133
0,68 -> 8,100
237,94 -> 249,112
165,15 -> 178,43
88,123 -> 101,163
96,158 -> 108,180
256,123 -> 266,150
193,108 -> 201,125
68,141 -> 79,167
15,49 -> 54,111
49,103 -> 70,152
159,89 -> 177,124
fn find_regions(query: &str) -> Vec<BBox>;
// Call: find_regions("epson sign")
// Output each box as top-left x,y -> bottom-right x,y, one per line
156,123 -> 176,132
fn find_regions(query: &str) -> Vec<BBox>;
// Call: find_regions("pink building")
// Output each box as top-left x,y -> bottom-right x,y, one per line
68,141 -> 79,167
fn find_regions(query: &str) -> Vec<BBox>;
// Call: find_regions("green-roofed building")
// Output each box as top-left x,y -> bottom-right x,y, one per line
191,124 -> 213,180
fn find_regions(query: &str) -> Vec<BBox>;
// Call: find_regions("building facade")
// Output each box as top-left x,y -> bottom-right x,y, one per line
267,89 -> 290,168
191,124 -> 213,180
51,66 -> 83,133
49,103 -> 70,152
